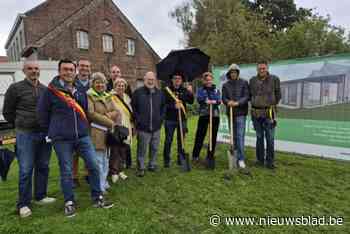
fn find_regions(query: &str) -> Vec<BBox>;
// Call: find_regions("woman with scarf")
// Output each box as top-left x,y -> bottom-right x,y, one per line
87,72 -> 121,193
109,78 -> 134,183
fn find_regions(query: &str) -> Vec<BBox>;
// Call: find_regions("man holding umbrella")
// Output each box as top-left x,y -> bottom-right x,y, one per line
163,72 -> 194,168
222,64 -> 249,170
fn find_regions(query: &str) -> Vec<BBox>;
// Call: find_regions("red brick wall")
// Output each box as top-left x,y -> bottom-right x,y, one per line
24,0 -> 159,88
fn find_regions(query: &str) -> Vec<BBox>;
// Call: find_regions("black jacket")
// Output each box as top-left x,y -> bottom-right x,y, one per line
131,86 -> 166,133
164,84 -> 194,121
3,79 -> 47,132
222,78 -> 250,116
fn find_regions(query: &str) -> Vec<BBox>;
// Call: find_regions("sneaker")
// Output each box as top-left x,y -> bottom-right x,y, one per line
64,201 -> 76,218
35,197 -> 56,205
111,174 -> 119,183
118,172 -> 128,180
136,169 -> 145,177
93,196 -> 114,209
238,160 -> 246,169
19,206 -> 32,218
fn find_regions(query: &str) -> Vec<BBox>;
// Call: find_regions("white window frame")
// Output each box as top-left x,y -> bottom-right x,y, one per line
102,34 -> 114,53
127,39 -> 135,56
76,30 -> 89,50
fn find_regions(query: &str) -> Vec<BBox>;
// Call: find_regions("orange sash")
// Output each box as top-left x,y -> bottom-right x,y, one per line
48,85 -> 88,123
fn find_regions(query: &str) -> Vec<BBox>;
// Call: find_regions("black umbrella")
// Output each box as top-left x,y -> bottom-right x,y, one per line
0,148 -> 15,181
156,48 -> 210,82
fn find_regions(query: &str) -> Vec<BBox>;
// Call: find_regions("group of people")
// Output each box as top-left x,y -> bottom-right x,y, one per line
3,58 -> 280,218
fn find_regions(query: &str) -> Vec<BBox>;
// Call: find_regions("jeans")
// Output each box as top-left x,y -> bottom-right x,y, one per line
228,115 -> 246,161
16,131 -> 52,209
137,130 -> 161,170
163,120 -> 187,166
53,136 -> 101,202
252,117 -> 275,165
95,150 -> 109,192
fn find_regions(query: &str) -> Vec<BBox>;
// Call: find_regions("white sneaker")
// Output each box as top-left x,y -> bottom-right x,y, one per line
119,172 -> 128,180
111,174 -> 119,183
238,160 -> 246,169
19,206 -> 32,218
35,197 -> 56,205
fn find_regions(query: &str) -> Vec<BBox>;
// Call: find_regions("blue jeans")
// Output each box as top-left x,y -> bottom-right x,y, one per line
95,150 -> 109,192
252,117 -> 275,165
228,115 -> 246,161
53,136 -> 101,202
163,120 -> 187,166
16,131 -> 52,209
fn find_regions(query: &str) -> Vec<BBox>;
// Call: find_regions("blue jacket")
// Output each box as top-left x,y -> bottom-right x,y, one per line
196,85 -> 221,117
37,76 -> 89,141
131,86 -> 166,133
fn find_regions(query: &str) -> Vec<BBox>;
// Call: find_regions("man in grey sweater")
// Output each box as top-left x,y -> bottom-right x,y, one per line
3,60 -> 55,218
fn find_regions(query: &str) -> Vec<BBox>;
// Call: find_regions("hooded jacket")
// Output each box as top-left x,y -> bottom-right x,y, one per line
222,64 -> 249,116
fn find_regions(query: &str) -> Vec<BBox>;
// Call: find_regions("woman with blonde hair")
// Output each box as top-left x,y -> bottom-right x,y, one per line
87,72 -> 121,193
109,78 -> 134,183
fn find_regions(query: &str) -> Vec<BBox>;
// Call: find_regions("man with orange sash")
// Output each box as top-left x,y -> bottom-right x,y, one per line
38,59 -> 113,218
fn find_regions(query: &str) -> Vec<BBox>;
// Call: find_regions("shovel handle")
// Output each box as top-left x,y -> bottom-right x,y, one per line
230,107 -> 234,148
209,104 -> 213,152
178,108 -> 185,151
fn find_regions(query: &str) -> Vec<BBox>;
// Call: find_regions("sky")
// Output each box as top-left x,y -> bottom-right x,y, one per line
0,0 -> 350,58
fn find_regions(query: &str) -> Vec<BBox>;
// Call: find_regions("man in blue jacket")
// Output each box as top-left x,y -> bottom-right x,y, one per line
38,59 -> 113,218
131,72 -> 166,177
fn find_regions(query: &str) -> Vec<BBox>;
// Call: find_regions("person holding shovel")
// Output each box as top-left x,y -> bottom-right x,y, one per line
192,72 -> 221,169
222,64 -> 250,170
163,72 -> 194,169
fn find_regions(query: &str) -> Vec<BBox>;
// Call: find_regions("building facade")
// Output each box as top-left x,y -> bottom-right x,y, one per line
4,0 -> 160,87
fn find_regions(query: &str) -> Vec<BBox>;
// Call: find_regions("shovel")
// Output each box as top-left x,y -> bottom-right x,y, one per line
178,108 -> 191,172
207,103 -> 215,169
227,107 -> 237,170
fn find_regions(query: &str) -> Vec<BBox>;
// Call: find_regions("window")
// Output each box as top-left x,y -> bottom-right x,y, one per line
127,39 -> 135,56
102,34 -> 113,53
76,30 -> 89,49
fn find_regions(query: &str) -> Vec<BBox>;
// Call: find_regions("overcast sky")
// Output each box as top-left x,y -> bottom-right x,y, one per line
0,0 -> 350,58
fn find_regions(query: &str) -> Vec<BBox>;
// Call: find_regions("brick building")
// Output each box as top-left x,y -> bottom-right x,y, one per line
4,0 -> 160,87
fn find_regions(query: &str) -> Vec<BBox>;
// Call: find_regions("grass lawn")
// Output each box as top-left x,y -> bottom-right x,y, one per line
0,117 -> 349,234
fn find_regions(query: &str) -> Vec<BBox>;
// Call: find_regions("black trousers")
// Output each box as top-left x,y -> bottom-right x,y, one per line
192,115 -> 220,159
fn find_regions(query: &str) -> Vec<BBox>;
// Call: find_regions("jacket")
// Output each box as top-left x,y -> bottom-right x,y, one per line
222,78 -> 249,116
249,73 -> 281,108
131,86 -> 166,133
164,84 -> 194,121
87,88 -> 121,150
37,76 -> 89,141
3,79 -> 47,132
196,85 -> 221,117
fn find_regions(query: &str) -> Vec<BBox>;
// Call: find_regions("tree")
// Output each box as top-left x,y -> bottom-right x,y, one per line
170,0 -> 274,65
241,0 -> 313,31
272,15 -> 350,59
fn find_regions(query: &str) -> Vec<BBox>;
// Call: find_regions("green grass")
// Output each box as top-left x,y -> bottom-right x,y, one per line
0,117 -> 349,234
278,103 -> 350,121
